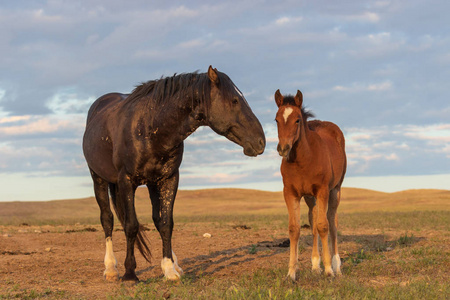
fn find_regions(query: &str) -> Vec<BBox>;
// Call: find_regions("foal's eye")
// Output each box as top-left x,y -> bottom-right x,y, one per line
232,98 -> 239,105
296,119 -> 300,124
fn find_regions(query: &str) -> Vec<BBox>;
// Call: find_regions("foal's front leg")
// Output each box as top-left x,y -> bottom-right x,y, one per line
305,195 -> 321,273
284,189 -> 301,281
148,172 -> 182,280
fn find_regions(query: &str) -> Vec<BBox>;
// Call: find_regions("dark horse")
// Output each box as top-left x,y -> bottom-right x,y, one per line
274,90 -> 346,281
83,66 -> 265,281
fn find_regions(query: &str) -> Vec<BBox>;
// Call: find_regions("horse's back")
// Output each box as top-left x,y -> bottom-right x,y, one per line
86,93 -> 129,124
308,120 -> 345,150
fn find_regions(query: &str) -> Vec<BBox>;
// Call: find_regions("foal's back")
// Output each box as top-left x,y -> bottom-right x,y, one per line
308,119 -> 346,181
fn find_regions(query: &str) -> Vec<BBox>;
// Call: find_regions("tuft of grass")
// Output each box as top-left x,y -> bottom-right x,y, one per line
397,232 -> 415,247
248,244 -> 257,254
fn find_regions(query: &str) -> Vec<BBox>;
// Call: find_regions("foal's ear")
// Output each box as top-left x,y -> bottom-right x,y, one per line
294,90 -> 303,107
274,89 -> 283,107
208,65 -> 219,85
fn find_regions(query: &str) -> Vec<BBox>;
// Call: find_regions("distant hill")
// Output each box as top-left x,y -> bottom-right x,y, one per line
0,188 -> 449,226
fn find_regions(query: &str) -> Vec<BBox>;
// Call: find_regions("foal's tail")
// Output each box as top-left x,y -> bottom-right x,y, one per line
109,183 -> 152,263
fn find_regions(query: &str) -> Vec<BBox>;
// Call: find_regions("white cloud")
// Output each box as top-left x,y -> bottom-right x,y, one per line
0,115 -> 82,137
274,16 -> 303,26
333,81 -> 392,93
343,11 -> 380,23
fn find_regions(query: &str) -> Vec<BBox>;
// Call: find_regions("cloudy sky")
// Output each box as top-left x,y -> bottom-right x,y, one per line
0,0 -> 449,201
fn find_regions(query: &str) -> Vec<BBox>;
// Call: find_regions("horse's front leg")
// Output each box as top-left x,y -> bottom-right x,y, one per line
117,173 -> 139,281
148,171 -> 182,280
284,188 -> 301,281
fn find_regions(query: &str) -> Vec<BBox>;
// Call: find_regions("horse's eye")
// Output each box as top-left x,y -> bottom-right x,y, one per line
232,98 -> 239,105
296,119 -> 300,124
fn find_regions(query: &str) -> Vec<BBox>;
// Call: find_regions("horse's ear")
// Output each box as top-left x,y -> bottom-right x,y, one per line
208,65 -> 219,84
275,89 -> 283,107
294,90 -> 303,107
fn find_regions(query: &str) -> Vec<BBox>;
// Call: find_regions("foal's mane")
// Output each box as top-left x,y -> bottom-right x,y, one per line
282,95 -> 315,121
126,72 -> 212,107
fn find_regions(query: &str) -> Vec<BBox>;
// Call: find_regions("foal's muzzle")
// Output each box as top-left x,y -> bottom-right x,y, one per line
277,144 -> 291,158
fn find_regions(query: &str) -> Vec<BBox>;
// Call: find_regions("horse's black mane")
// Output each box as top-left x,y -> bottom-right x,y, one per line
126,71 -> 211,106
282,95 -> 315,120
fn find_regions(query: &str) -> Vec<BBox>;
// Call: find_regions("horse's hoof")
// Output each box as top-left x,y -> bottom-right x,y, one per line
162,257 -> 181,281
174,265 -> 184,276
164,271 -> 181,281
121,272 -> 139,282
104,272 -> 119,282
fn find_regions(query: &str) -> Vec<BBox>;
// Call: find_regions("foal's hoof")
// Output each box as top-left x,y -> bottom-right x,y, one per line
324,267 -> 335,277
121,272 -> 139,282
287,273 -> 296,281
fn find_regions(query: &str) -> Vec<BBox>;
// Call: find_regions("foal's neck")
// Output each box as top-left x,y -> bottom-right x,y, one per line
294,124 -> 315,162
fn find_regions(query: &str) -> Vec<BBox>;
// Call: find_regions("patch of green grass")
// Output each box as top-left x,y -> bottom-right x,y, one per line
106,266 -> 450,300
248,244 -> 257,254
0,288 -> 66,300
340,211 -> 450,231
397,232 -> 415,247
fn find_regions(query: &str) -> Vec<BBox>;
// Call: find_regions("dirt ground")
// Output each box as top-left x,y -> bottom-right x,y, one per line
0,220 -> 425,299
0,222 -> 289,299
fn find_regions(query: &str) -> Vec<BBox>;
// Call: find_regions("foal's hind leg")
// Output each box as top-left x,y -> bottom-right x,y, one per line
328,188 -> 342,275
316,188 -> 334,276
90,169 -> 119,281
305,195 -> 321,273
284,189 -> 301,281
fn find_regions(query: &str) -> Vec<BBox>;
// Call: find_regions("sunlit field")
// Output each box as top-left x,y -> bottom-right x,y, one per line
1,188 -> 449,299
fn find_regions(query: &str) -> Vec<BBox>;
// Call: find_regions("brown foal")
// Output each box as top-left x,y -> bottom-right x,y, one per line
275,89 -> 347,281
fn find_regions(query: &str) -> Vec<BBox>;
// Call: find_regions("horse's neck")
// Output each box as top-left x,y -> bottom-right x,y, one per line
131,92 -> 206,148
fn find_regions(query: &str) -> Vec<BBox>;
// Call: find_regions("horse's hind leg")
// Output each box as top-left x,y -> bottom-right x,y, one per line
90,169 -> 119,281
305,195 -> 321,273
284,189 -> 301,281
116,173 -> 139,281
328,187 -> 341,275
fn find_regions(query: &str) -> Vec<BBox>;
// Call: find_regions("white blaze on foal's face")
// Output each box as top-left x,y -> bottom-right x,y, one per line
283,107 -> 293,123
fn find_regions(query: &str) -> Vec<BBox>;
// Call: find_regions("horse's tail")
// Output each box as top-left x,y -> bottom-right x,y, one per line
108,183 -> 152,263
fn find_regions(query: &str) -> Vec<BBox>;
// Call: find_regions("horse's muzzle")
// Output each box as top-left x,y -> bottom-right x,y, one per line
244,138 -> 265,157
277,144 -> 291,158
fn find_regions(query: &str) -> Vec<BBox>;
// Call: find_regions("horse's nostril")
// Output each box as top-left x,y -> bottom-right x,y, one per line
259,138 -> 265,148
